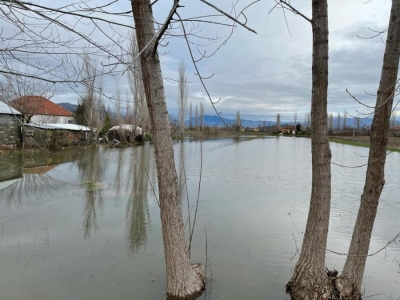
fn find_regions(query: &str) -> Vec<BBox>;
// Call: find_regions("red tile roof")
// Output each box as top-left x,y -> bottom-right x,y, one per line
12,96 -> 73,117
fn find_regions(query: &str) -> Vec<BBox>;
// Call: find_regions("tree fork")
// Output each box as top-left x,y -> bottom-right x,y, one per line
131,0 -> 205,298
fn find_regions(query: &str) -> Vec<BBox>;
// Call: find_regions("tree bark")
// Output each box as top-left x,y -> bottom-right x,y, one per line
286,1 -> 334,299
130,1 -> 204,299
335,1 -> 400,298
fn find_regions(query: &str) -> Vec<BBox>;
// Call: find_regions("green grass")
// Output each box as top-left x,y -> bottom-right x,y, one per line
329,138 -> 400,153
329,138 -> 370,148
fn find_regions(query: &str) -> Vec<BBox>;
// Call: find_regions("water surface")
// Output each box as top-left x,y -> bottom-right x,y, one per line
0,137 -> 399,299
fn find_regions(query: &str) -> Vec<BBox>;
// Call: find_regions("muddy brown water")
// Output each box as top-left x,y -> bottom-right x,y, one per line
0,137 -> 399,299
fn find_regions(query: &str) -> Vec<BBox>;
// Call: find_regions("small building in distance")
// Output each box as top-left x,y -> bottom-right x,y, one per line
281,125 -> 296,134
11,96 -> 74,124
0,101 -> 22,148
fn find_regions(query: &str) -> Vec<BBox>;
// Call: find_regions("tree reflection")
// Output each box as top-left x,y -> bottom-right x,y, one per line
82,187 -> 103,239
77,147 -> 105,239
114,147 -> 127,199
126,145 -> 151,254
0,167 -> 63,207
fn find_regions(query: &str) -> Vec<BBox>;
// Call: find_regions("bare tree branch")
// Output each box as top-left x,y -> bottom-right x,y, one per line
200,0 -> 257,34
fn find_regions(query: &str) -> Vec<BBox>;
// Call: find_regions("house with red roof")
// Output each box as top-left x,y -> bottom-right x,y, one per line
11,96 -> 74,124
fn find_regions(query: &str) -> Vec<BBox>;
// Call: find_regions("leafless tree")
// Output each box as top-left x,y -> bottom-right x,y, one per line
335,1 -> 400,298
177,60 -> 189,137
278,0 -> 333,298
195,105 -> 199,130
200,102 -> 205,130
127,29 -> 149,132
0,0 -> 139,99
235,110 -> 242,131
356,116 -> 361,131
328,113 -> 334,131
336,112 -> 341,130
343,110 -> 348,129
0,74 -> 55,123
189,102 -> 193,130
0,0 -> 257,297
293,109 -> 297,126
132,2 -> 195,298
390,110 -> 397,128
130,0 -> 257,298
80,52 -> 104,141
276,113 -> 281,131
125,96 -> 134,126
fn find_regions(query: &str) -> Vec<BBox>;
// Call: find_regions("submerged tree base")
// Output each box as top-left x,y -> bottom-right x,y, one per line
166,263 -> 206,300
286,268 -> 340,300
334,276 -> 362,300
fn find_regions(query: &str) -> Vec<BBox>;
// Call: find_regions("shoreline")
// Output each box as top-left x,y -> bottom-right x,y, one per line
329,135 -> 400,152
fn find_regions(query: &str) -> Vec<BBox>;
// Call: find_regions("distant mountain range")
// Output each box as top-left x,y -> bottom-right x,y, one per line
186,115 -> 375,128
58,102 -> 379,128
59,102 -> 78,113
185,115 -> 276,127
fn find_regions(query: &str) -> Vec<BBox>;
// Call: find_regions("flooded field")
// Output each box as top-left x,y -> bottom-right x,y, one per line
0,137 -> 399,299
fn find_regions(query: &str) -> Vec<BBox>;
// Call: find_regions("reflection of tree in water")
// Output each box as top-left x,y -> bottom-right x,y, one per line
114,147 -> 127,199
83,188 -> 103,239
0,172 -> 63,207
77,147 -> 105,239
126,145 -> 151,254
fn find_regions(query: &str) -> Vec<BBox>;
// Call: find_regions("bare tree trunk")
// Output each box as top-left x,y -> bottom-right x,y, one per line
128,29 -> 150,132
81,52 -> 103,142
335,1 -> 400,298
178,60 -> 188,137
236,110 -> 241,132
286,0 -> 333,299
200,102 -> 204,131
189,102 -> 193,130
276,113 -> 281,131
131,1 -> 204,298
195,105 -> 199,130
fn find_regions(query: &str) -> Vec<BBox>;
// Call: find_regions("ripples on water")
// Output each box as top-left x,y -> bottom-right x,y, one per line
0,137 -> 399,299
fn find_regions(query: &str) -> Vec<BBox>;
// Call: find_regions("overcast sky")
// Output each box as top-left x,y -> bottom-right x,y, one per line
160,0 -> 393,122
148,0 -> 391,120
28,0 -> 397,122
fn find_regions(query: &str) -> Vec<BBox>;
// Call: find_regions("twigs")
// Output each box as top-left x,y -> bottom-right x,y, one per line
153,0 -> 180,54
331,147 -> 398,168
326,232 -> 400,257
346,78 -> 400,109
200,0 -> 257,34
0,0 -> 136,86
270,0 -> 312,24
176,11 -> 229,127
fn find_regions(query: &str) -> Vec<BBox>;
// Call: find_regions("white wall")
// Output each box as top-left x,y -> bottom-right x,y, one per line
31,115 -> 75,124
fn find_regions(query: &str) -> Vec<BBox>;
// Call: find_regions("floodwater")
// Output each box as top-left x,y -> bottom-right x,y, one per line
0,137 -> 399,300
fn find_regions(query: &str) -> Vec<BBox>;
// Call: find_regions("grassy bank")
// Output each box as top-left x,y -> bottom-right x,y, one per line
172,130 -> 273,141
329,136 -> 400,152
